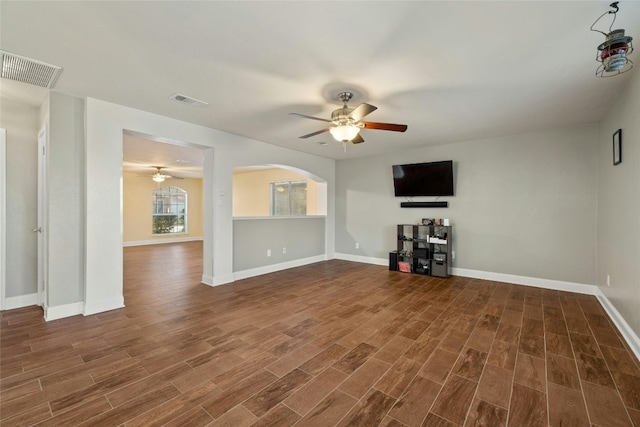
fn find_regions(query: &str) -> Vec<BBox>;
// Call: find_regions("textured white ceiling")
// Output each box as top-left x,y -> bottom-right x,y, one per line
122,131 -> 205,178
1,1 -> 639,163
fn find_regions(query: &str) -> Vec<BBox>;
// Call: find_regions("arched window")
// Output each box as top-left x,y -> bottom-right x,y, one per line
152,186 -> 187,234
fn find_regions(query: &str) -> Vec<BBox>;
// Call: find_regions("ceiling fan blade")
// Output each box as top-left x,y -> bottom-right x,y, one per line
362,122 -> 408,132
349,103 -> 377,122
351,134 -> 365,144
299,128 -> 330,138
289,113 -> 332,123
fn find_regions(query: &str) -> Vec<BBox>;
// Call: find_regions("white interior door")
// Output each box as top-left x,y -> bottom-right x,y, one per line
37,125 -> 48,308
0,129 -> 6,310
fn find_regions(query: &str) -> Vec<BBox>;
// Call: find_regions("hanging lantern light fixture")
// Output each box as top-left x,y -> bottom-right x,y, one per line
590,2 -> 634,77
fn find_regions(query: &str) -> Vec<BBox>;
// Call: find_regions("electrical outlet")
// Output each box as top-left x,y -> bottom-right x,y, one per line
283,247 -> 286,254
267,249 -> 271,257
607,274 -> 610,287
356,243 -> 360,249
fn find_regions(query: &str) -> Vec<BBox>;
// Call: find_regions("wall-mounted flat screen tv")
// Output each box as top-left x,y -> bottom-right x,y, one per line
392,160 -> 454,197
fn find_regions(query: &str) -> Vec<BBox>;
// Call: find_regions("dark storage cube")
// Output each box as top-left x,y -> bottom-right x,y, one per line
432,259 -> 447,277
433,253 -> 446,263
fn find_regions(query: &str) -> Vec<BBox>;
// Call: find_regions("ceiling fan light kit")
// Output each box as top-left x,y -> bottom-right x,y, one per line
290,91 -> 407,146
148,166 -> 173,183
590,2 -> 634,77
330,124 -> 361,142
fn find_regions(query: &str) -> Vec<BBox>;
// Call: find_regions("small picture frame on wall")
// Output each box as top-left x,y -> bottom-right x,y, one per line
613,129 -> 622,165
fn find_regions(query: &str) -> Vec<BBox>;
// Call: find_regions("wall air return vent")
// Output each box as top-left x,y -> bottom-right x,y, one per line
0,50 -> 62,89
169,93 -> 208,107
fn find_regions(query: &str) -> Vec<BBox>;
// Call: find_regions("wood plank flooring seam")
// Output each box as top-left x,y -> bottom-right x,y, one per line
2,243 -> 639,427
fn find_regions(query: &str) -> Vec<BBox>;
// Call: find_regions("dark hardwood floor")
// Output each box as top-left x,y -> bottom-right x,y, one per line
1,241 -> 640,426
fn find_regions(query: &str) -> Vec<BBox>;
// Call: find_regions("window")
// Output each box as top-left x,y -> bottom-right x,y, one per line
152,186 -> 187,234
270,180 -> 307,216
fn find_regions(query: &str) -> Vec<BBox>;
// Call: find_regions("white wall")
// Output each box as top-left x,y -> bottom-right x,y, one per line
0,98 -> 38,299
84,98 -> 335,314
597,70 -> 640,336
47,92 -> 85,309
336,124 -> 598,286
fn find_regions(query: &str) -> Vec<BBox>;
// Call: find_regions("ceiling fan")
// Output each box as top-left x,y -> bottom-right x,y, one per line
290,91 -> 407,144
143,166 -> 182,183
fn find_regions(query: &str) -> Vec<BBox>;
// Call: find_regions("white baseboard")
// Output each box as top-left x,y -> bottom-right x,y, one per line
331,256 -> 598,296
3,293 -> 39,310
123,236 -> 203,247
5,295 -> 125,320
594,288 -> 640,362
334,253 -> 388,266
201,255 -> 328,287
45,302 -> 84,321
201,273 -> 234,288
201,274 -> 214,287
451,267 -> 598,295
233,255 -> 327,282
83,297 -> 124,316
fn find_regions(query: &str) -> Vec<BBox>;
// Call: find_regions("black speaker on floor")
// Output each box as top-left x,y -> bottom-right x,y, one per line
389,251 -> 398,271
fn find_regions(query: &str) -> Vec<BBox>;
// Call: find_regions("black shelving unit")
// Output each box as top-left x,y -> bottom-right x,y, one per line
395,224 -> 452,277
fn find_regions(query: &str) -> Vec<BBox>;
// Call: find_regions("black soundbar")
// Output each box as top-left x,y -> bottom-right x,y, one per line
400,201 -> 448,208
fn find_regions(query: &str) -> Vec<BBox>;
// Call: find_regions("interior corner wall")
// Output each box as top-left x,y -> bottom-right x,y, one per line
0,97 -> 38,298
335,124 -> 598,286
597,70 -> 640,337
47,92 -> 85,307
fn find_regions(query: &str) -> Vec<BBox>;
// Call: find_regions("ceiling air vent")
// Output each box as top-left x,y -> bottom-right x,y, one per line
169,93 -> 208,107
0,50 -> 62,89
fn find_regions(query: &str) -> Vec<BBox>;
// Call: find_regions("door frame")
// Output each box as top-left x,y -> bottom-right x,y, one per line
0,129 -> 6,310
37,125 -> 48,309
121,130 -> 210,301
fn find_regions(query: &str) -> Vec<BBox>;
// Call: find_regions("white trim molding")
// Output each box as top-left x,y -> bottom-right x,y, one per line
450,267 -> 597,295
3,292 -> 39,311
0,129 -> 5,311
83,297 -> 124,316
45,302 -> 84,321
202,273 -> 234,288
334,253 -> 389,266
6,295 -> 127,321
233,255 -> 327,282
203,255 -> 328,288
594,288 -> 640,362
123,236 -> 203,247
